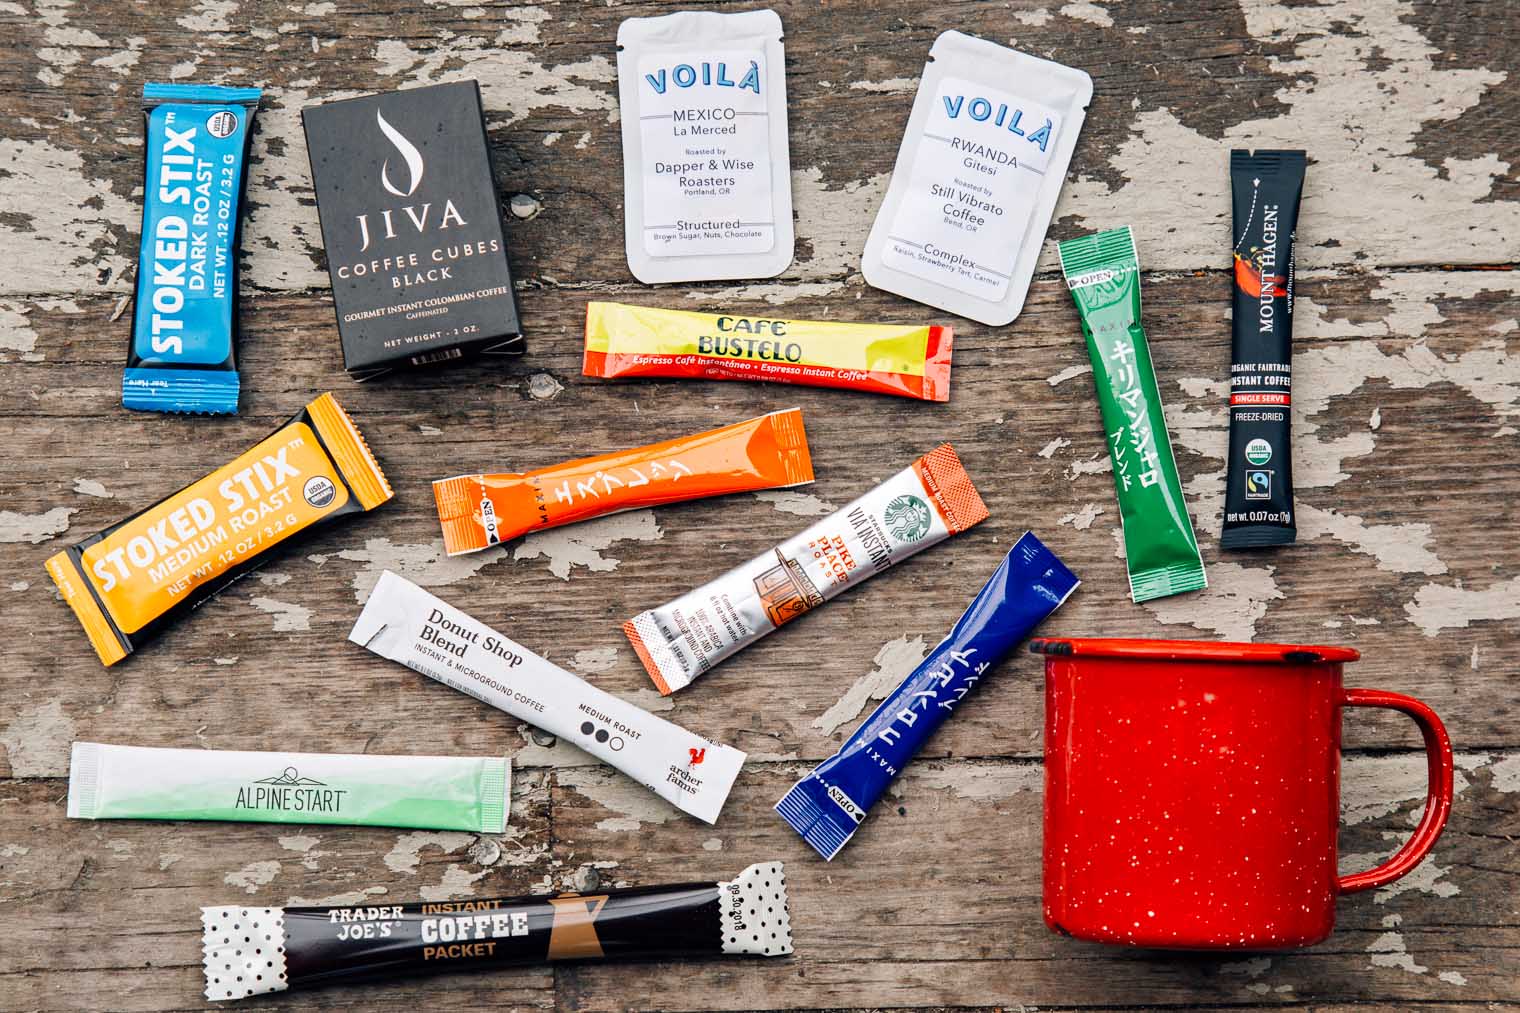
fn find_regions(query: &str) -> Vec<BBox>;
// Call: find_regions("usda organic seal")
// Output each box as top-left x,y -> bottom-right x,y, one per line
884,494 -> 932,543
1245,438 -> 1273,466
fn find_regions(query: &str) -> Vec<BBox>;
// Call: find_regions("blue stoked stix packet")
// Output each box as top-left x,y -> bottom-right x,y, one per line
123,83 -> 261,414
776,532 -> 1078,860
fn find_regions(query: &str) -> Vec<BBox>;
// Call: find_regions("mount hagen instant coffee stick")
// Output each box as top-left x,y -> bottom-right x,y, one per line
1222,149 -> 1305,548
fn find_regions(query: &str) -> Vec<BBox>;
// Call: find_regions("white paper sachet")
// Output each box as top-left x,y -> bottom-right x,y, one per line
617,8 -> 793,283
862,31 -> 1092,326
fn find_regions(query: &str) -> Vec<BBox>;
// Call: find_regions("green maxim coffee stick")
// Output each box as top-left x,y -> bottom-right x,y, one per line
1057,226 -> 1207,603
67,743 -> 509,833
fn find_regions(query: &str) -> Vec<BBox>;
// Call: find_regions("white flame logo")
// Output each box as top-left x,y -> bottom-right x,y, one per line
376,110 -> 424,198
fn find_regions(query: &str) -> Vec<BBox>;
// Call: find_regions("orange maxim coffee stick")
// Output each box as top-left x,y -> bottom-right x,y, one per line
583,301 -> 954,401
433,408 -> 815,557
45,393 -> 393,666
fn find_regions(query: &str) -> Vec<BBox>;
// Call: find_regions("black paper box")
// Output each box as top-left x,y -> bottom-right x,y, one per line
303,81 -> 524,379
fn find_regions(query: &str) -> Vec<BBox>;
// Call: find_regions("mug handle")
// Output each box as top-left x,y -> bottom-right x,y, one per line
1337,688 -> 1455,894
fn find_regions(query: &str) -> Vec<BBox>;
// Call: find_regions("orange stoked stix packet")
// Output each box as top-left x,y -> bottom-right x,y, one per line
46,393 -> 392,666
583,301 -> 954,401
434,408 -> 814,556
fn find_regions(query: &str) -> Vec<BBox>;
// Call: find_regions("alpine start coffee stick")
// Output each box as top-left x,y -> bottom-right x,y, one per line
583,301 -> 955,401
124,83 -> 261,414
434,408 -> 814,556
862,31 -> 1091,326
1222,149 -> 1306,548
202,862 -> 791,1001
351,572 -> 746,824
46,393 -> 392,666
303,81 -> 524,379
1057,226 -> 1207,603
777,533 -> 1077,860
69,742 -> 508,834
626,444 -> 989,695
616,9 -> 793,283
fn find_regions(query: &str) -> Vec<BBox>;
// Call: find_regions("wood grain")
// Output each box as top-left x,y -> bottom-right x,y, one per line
1,0 -> 1517,1009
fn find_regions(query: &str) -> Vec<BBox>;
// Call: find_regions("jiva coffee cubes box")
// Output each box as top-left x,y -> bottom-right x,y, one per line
303,81 -> 524,379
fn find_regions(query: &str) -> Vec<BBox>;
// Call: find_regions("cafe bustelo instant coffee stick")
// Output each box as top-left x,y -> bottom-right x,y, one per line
45,393 -> 392,666
625,444 -> 989,695
1222,149 -> 1305,548
777,533 -> 1077,859
1057,226 -> 1207,603
583,301 -> 955,401
202,861 -> 792,1001
124,83 -> 262,414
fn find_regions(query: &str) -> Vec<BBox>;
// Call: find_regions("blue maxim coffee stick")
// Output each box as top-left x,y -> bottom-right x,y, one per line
124,83 -> 261,414
776,532 -> 1078,861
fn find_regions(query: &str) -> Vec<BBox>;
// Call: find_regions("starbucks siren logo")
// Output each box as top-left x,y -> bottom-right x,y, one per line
884,494 -> 932,543
1245,438 -> 1272,466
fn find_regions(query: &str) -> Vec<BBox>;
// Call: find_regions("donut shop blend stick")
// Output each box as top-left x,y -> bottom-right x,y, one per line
1222,150 -> 1305,548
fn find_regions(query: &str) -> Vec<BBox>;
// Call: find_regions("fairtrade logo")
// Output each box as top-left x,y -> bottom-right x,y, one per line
255,766 -> 325,786
1246,469 -> 1273,500
376,110 -> 425,197
1245,438 -> 1273,466
884,495 -> 932,543
303,475 -> 336,508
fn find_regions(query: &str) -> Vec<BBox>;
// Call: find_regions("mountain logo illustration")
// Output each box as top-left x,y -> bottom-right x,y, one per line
253,766 -> 326,787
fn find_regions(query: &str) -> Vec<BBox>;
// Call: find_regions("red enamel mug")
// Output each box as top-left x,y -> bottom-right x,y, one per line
1032,638 -> 1454,950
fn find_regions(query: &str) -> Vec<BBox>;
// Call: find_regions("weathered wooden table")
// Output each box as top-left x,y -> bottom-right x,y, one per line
3,1 -> 1517,1010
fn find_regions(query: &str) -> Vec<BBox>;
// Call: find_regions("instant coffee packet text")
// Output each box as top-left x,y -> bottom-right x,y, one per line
125,83 -> 261,414
1058,226 -> 1206,602
626,444 -> 989,694
1223,149 -> 1305,548
434,408 -> 814,556
47,393 -> 392,665
202,861 -> 791,1001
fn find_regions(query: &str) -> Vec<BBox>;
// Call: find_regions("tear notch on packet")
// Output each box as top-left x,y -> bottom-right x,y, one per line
124,83 -> 262,415
862,32 -> 1091,326
626,444 -> 989,695
1222,149 -> 1305,549
617,9 -> 793,283
69,742 -> 508,834
776,532 -> 1078,860
434,408 -> 814,556
583,301 -> 955,401
1057,226 -> 1207,603
46,393 -> 393,666
202,862 -> 792,1001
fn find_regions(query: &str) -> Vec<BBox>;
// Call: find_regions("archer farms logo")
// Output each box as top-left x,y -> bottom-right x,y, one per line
355,107 -> 466,252
376,110 -> 424,197
234,765 -> 348,814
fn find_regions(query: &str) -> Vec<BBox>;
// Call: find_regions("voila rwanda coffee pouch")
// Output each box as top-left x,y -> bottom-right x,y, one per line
303,81 -> 524,379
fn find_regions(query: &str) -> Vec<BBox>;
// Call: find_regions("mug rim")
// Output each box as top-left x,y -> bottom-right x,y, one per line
1029,637 -> 1361,665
